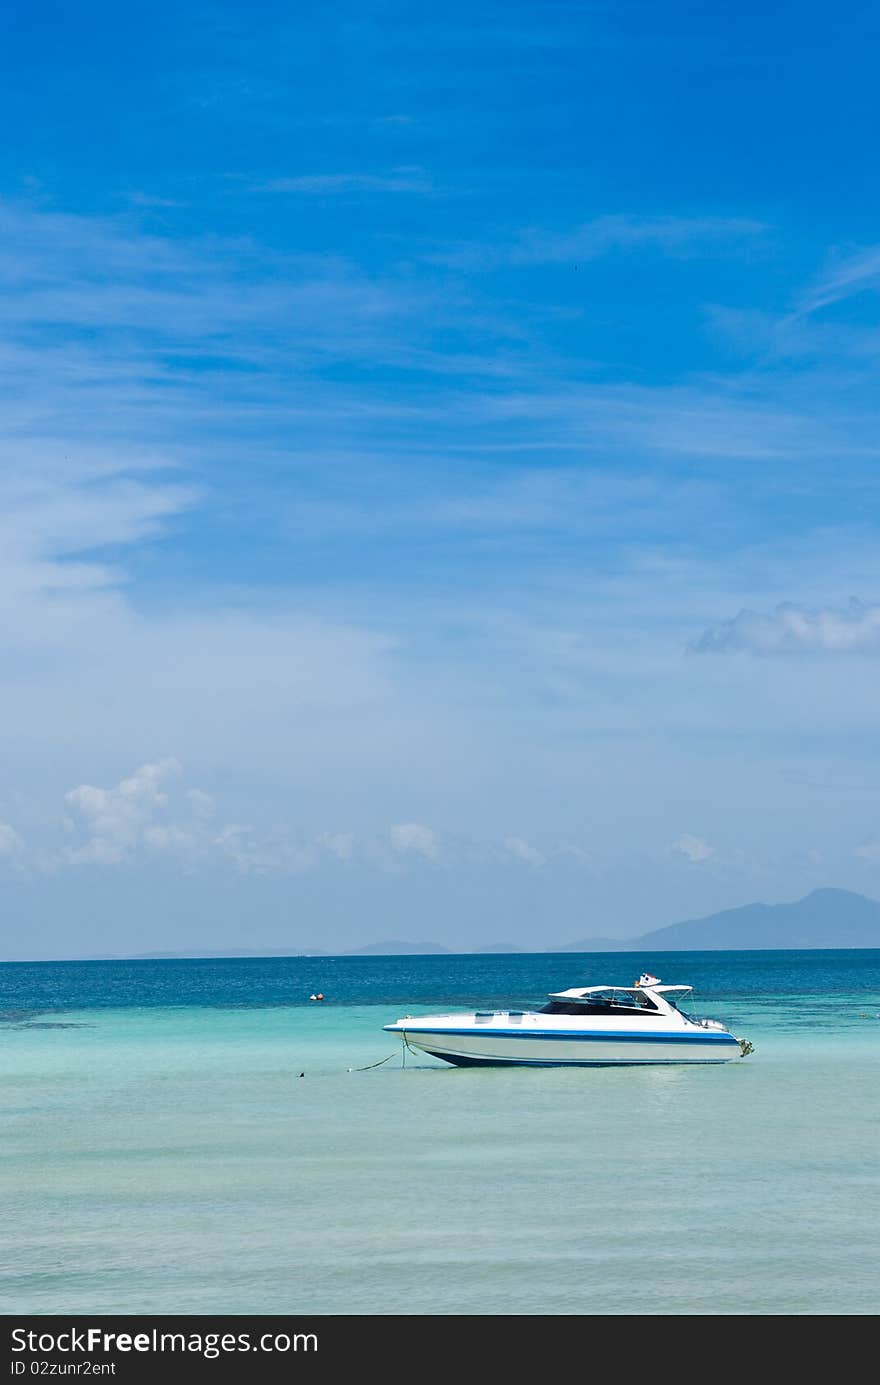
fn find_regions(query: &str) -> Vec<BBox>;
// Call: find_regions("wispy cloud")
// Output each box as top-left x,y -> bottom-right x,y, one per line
797,246 -> 880,315
1,196 -> 872,489
0,197 -> 430,432
258,167 -> 435,195
430,213 -> 766,269
510,213 -> 768,265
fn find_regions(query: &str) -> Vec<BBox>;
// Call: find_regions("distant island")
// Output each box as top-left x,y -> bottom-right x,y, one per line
557,887 -> 880,952
343,939 -> 452,955
345,887 -> 880,955
11,888 -> 880,963
340,888 -> 880,955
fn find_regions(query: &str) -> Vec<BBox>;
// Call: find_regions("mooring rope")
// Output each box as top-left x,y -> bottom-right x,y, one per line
348,1050 -> 399,1072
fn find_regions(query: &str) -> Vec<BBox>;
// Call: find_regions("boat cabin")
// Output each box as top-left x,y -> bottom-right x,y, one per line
538,984 -> 693,1018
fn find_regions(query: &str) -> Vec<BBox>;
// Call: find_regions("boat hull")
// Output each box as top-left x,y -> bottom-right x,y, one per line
390,1026 -> 741,1066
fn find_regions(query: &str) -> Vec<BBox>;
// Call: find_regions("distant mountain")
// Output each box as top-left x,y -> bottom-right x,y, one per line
130,947 -> 327,959
555,936 -> 633,953
557,888 -> 880,952
634,888 -> 880,950
473,942 -> 526,953
344,940 -> 451,955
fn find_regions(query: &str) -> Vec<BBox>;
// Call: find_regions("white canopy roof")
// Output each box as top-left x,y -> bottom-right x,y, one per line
548,983 -> 693,1000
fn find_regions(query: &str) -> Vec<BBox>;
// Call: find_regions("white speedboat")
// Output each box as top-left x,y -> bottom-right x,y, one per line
384,975 -> 750,1066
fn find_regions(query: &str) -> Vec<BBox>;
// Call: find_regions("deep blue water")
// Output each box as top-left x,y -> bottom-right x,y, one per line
2,947 -> 879,1014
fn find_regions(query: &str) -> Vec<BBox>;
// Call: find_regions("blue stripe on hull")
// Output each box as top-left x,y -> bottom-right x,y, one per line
421,1049 -> 731,1068
392,1026 -> 737,1046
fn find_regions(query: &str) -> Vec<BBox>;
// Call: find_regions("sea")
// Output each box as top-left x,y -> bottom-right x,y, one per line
2,949 -> 878,1316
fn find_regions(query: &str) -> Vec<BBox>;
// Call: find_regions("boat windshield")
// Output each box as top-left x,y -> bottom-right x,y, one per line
539,992 -> 658,1016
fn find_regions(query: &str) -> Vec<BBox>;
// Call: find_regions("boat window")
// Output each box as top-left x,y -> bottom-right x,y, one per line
539,995 -> 660,1016
602,991 -> 659,1011
539,1001 -> 597,1016
663,995 -> 690,1015
628,993 -> 659,1011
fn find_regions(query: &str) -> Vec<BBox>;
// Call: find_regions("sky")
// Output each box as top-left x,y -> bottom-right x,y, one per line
3,0 -> 880,958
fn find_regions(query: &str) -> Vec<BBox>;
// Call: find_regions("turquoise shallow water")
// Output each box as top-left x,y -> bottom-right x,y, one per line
2,951 -> 879,1315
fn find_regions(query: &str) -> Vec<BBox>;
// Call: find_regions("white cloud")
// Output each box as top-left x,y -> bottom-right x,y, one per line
186,789 -> 215,820
317,832 -> 356,863
854,841 -> 880,862
0,822 -> 24,857
693,599 -> 880,656
504,836 -> 546,866
62,767 -> 339,875
211,825 -> 320,875
61,763 -> 330,874
670,834 -> 715,863
0,784 -> 620,880
0,758 -> 614,880
554,842 -> 593,866
64,758 -> 184,865
389,822 -> 440,861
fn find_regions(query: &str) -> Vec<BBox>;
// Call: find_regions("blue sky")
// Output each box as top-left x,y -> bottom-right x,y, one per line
3,1 -> 880,957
